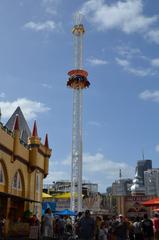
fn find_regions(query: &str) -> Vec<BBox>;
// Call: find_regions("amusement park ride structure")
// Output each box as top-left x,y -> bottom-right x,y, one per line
67,13 -> 90,212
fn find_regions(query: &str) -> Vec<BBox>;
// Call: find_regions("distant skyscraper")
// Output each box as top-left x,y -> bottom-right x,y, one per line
137,160 -> 152,183
144,169 -> 159,196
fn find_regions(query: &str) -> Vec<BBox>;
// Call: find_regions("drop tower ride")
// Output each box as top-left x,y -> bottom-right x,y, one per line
67,13 -> 90,212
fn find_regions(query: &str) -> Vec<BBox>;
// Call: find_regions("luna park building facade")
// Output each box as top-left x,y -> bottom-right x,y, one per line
0,106 -> 51,233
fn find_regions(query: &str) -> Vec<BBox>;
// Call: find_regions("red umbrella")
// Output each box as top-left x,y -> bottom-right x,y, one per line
142,197 -> 159,207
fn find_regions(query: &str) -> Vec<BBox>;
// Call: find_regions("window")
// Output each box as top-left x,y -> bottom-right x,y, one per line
36,174 -> 40,192
0,163 -> 4,184
12,171 -> 22,190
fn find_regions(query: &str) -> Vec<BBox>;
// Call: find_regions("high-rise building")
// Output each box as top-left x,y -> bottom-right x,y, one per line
144,169 -> 159,196
137,160 -> 152,183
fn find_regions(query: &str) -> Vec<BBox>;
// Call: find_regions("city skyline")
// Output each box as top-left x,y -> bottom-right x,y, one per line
0,0 -> 159,191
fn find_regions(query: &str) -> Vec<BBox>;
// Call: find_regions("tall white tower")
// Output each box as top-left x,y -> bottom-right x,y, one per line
67,13 -> 90,212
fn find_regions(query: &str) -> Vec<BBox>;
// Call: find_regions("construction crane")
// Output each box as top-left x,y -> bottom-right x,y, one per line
67,13 -> 90,212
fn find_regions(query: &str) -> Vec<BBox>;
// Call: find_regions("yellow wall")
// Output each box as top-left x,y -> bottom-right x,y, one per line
0,124 -> 51,223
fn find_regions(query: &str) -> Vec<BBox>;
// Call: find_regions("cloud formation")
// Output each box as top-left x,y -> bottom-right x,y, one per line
24,20 -> 56,32
61,152 -> 134,184
115,46 -> 157,77
151,58 -> 159,67
81,0 -> 159,44
0,98 -> 50,120
88,57 -> 108,66
42,0 -> 60,15
44,152 -> 134,190
139,90 -> 159,102
146,30 -> 159,44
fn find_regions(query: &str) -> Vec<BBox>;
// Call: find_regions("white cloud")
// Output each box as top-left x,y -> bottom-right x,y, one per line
146,29 -> 159,44
116,57 -> 155,77
44,152 -> 134,190
155,144 -> 159,153
115,46 -> 159,76
0,98 -> 50,120
81,0 -> 158,34
116,46 -> 144,59
116,58 -> 130,68
83,153 -> 129,173
0,92 -> 5,98
24,20 -> 56,32
62,152 -> 134,179
42,0 -> 60,15
127,67 -> 154,77
41,83 -> 52,89
151,58 -> 159,67
88,57 -> 108,66
139,90 -> 159,102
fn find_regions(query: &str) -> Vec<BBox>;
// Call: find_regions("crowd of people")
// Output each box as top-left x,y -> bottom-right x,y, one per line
28,208 -> 159,240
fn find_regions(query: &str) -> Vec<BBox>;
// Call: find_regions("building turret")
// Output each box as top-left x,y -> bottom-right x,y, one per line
28,121 -> 41,169
28,121 -> 40,145
12,114 -> 20,162
44,133 -> 52,177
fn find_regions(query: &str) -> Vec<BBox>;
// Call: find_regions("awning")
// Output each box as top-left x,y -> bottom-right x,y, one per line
42,192 -> 53,199
142,197 -> 159,207
55,209 -> 77,216
53,192 -> 74,199
53,192 -> 82,199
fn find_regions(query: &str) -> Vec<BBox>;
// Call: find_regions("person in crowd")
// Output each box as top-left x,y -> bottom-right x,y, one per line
98,221 -> 108,240
78,209 -> 95,240
75,212 -> 83,237
95,216 -> 102,240
114,214 -> 128,240
58,215 -> 66,240
142,213 -> 154,240
29,214 -> 40,240
133,216 -> 143,240
126,218 -> 134,240
42,208 -> 53,239
152,212 -> 159,240
108,216 -> 118,240
65,218 -> 73,239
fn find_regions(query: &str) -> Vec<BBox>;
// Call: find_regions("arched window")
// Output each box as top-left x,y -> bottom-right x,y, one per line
0,162 -> 5,184
12,171 -> 22,190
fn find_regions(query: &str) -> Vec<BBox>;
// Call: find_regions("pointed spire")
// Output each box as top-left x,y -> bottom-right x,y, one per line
44,133 -> 49,148
13,114 -> 19,131
119,169 -> 122,179
32,120 -> 38,137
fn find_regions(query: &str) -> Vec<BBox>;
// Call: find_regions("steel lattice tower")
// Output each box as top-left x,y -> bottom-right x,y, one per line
67,13 -> 90,212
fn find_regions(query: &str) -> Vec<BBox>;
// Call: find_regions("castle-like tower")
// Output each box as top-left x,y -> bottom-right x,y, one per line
67,14 -> 90,212
0,106 -> 51,235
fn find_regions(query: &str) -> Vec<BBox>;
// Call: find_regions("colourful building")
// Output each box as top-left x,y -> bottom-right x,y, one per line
0,106 -> 51,234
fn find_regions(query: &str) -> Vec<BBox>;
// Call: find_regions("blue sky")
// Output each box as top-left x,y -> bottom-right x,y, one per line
1,0 -> 159,192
